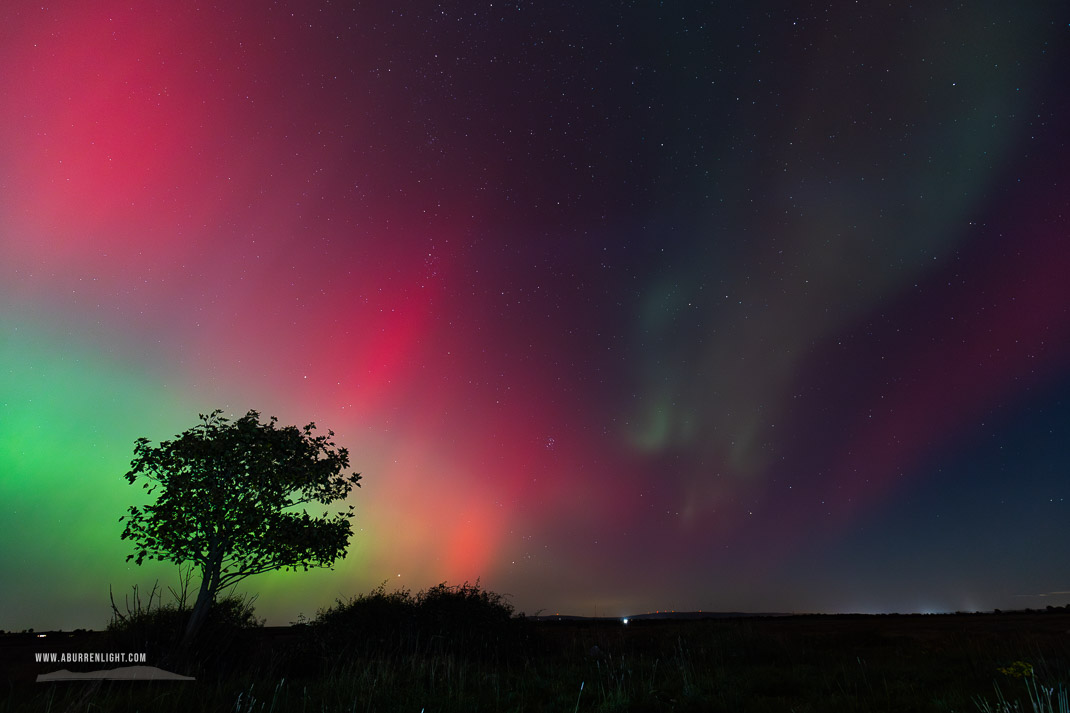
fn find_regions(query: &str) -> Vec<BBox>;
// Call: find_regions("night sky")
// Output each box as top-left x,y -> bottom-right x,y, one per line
2,1 -> 1069,631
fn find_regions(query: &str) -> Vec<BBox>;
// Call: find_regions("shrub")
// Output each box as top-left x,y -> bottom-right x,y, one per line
415,580 -> 526,661
106,587 -> 262,678
311,582 -> 418,657
309,580 -> 527,663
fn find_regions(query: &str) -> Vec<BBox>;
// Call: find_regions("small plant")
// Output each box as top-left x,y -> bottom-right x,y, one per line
975,664 -> 1069,713
1001,661 -> 1036,679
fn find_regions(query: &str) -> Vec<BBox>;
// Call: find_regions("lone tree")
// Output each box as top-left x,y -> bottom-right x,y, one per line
120,409 -> 360,654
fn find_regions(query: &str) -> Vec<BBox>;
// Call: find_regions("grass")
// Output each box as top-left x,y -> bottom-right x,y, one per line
973,663 -> 1070,713
5,594 -> 1070,712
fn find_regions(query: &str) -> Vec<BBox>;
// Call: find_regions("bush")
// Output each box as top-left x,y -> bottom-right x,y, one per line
106,585 -> 262,677
415,581 -> 515,655
311,582 -> 418,657
310,580 -> 527,662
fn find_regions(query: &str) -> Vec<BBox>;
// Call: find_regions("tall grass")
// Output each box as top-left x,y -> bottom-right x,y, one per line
974,662 -> 1070,713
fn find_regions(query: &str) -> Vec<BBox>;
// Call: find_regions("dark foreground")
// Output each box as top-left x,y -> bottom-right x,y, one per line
4,612 -> 1070,712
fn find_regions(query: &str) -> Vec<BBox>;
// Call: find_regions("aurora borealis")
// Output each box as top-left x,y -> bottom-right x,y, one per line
2,1 -> 1068,631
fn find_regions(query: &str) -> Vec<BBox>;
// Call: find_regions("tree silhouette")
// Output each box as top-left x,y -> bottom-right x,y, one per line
120,409 -> 360,658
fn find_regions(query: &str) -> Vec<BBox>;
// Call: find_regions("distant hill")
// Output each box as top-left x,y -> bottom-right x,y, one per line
531,611 -> 795,622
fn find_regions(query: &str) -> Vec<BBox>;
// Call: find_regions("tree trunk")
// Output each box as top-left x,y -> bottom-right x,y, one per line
169,544 -> 222,671
180,574 -> 214,649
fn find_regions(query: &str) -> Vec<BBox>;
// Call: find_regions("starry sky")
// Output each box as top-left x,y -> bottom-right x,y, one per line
2,1 -> 1069,631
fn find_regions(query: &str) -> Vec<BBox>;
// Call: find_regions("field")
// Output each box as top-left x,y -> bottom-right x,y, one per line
4,611 -> 1070,712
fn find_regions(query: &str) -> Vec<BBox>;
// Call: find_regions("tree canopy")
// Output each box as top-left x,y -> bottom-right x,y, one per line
120,409 -> 361,650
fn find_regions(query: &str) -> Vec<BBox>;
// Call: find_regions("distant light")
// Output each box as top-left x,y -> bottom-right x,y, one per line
622,618 -> 629,625
36,634 -> 47,638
